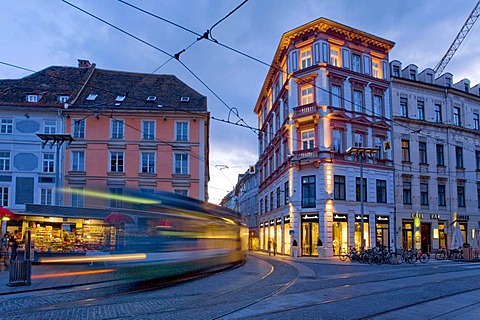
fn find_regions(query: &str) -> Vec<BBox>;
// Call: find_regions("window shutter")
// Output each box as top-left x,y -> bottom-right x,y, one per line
313,42 -> 321,64
382,61 -> 388,80
342,48 -> 350,69
321,42 -> 329,63
289,50 -> 298,73
363,55 -> 371,75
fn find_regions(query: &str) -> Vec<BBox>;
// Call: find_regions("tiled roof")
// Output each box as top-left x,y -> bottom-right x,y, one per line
71,68 -> 207,112
0,65 -> 207,113
0,66 -> 90,107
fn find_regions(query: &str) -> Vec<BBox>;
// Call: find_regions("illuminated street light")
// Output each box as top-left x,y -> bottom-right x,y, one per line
346,147 -> 380,249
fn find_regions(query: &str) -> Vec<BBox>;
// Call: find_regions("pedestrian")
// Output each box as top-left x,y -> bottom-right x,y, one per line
268,239 -> 272,256
292,239 -> 298,258
9,230 -> 18,261
273,241 -> 277,256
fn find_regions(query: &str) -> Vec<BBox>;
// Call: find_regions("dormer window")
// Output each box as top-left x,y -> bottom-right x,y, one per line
146,96 -> 157,101
27,95 -> 39,102
409,70 -> 416,80
58,95 -> 70,103
180,97 -> 190,102
464,83 -> 469,93
86,94 -> 98,101
115,95 -> 126,102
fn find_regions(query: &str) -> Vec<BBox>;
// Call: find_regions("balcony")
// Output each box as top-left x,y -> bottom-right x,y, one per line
290,148 -> 332,169
293,103 -> 319,125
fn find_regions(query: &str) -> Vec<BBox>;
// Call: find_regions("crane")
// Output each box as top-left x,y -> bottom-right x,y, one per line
434,0 -> 480,78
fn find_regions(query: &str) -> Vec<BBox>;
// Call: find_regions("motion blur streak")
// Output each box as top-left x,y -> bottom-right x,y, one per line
38,253 -> 146,264
60,187 -> 160,204
31,269 -> 116,279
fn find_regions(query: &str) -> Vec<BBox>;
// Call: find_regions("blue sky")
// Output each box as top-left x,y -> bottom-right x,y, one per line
1,0 -> 480,204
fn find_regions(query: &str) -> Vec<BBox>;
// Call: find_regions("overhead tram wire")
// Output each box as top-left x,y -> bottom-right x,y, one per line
62,0 -> 260,141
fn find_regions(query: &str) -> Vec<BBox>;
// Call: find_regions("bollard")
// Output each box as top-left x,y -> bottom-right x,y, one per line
8,260 -> 31,286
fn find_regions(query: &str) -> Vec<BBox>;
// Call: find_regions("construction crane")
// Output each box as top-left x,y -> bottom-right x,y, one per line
434,0 -> 480,78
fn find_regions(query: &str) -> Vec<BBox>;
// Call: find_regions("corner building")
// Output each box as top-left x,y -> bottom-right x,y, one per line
254,18 -> 395,257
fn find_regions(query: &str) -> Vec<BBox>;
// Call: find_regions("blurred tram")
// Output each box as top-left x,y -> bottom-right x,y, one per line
39,190 -> 248,281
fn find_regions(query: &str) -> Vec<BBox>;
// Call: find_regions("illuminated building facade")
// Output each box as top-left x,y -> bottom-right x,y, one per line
254,18 -> 395,256
391,61 -> 480,252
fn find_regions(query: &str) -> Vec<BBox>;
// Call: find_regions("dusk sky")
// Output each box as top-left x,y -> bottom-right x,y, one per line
1,0 -> 480,204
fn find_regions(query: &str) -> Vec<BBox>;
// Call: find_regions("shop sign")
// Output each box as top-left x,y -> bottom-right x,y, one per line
376,215 -> 389,223
333,214 -> 348,221
411,212 -> 423,219
302,214 -> 319,221
283,216 -> 290,223
276,218 -> 282,224
269,220 -> 275,226
355,215 -> 369,221
157,220 -> 172,228
430,214 -> 440,220
458,215 -> 469,221
260,222 -> 264,228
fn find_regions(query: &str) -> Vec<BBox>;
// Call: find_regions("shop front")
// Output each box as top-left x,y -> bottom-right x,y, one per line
275,218 -> 282,255
259,222 -> 264,251
283,216 -> 290,256
375,215 -> 389,249
354,214 -> 369,250
301,214 -> 319,256
332,213 -> 348,255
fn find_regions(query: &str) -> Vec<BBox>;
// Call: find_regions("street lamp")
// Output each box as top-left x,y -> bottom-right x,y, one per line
346,147 -> 380,249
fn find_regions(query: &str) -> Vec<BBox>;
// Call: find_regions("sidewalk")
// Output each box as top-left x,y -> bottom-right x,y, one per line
0,260 -> 125,295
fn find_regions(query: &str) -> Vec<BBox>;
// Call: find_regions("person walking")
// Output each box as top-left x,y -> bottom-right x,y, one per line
268,239 -> 272,256
9,230 -> 18,261
292,239 -> 298,258
273,241 -> 277,256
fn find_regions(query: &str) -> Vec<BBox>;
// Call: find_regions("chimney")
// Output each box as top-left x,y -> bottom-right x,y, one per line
77,59 -> 92,68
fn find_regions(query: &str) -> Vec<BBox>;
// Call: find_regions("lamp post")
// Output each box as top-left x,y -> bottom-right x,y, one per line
346,147 -> 380,249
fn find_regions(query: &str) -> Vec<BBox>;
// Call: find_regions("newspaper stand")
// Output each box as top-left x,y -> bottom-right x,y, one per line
7,230 -> 32,286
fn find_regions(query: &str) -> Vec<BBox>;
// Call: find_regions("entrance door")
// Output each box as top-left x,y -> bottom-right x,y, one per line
301,221 -> 319,256
421,223 -> 431,252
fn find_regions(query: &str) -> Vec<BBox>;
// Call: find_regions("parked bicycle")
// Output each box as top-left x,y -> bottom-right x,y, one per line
435,247 -> 464,261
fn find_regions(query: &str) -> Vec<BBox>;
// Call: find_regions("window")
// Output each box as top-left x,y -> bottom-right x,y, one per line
331,85 -> 342,108
434,104 -> 442,123
403,182 -> 412,204
420,183 -> 429,205
42,154 -> 55,173
476,151 -> 480,170
111,120 -> 124,139
457,186 -> 465,207
27,94 -> 39,102
392,65 -> 400,77
259,199 -> 263,215
300,85 -> 314,105
110,152 -> 124,172
436,144 -> 445,166
372,59 -> 382,78
301,129 -> 315,150
264,196 -> 268,213
376,179 -> 387,203
453,107 -> 461,126
276,187 -> 281,208
400,98 -> 408,117
332,130 -> 343,153
330,47 -> 340,66
374,137 -> 383,160
142,121 -> 155,140
0,119 -> 13,134
86,94 -> 98,101
0,187 -> 8,207
0,152 -> 10,171
174,153 -> 188,174
438,184 -> 446,207
44,120 -> 56,134
71,151 -> 85,171
174,189 -> 188,196
373,95 -> 383,117
301,175 -> 316,208
353,90 -> 363,113
419,142 -> 427,164
401,140 -> 410,162
270,192 -> 274,211
73,119 -> 85,139
141,152 -> 155,173
474,113 -> 479,130
455,146 -> 463,168
352,54 -> 361,73
109,188 -> 124,208
40,188 -> 53,205
409,70 -> 416,80
417,101 -> 425,120
356,177 -> 367,202
70,187 -> 84,208
58,95 -> 70,103
478,184 -> 480,208
300,48 -> 312,69
354,133 -> 364,147
284,181 -> 289,205
175,122 -> 189,141
334,175 -> 346,200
